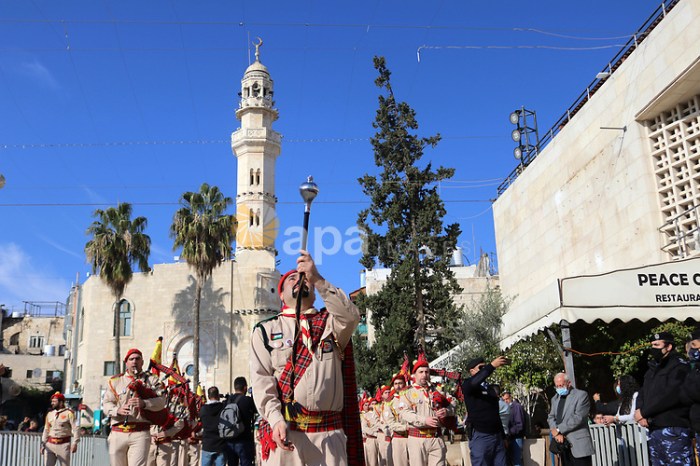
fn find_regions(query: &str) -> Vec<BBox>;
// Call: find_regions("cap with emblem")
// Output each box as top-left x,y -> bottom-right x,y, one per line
51,391 -> 65,401
649,331 -> 674,345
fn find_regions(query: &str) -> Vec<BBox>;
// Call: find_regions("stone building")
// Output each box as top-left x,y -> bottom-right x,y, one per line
65,51 -> 282,420
493,0 -> 700,348
362,252 -> 498,345
0,302 -> 66,391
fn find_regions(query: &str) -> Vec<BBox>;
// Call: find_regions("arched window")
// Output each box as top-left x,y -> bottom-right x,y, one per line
250,169 -> 255,186
249,209 -> 254,226
256,209 -> 261,226
256,169 -> 261,185
79,308 -> 85,342
9,332 -> 19,346
114,300 -> 132,337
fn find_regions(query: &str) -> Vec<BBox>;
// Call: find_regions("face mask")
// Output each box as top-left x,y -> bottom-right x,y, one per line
688,348 -> 700,361
556,387 -> 569,396
615,385 -> 621,395
650,347 -> 666,362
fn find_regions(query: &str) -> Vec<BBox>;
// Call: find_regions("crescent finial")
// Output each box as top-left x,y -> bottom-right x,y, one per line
254,37 -> 263,61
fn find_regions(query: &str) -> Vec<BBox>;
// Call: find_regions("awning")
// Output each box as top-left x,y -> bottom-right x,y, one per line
499,257 -> 700,348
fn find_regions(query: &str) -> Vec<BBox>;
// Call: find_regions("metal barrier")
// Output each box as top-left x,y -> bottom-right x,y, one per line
0,432 -> 109,466
589,423 -> 649,466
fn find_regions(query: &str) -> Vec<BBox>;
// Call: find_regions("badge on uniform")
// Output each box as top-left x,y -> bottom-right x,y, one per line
321,339 -> 333,353
271,332 -> 283,341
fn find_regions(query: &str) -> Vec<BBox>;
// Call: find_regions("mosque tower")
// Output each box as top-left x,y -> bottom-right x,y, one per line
231,39 -> 281,314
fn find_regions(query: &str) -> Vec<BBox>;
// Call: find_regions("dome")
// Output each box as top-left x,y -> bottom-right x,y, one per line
244,60 -> 269,76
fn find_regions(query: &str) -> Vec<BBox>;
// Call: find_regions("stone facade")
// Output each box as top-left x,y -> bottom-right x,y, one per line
1,313 -> 67,389
492,0 -> 700,344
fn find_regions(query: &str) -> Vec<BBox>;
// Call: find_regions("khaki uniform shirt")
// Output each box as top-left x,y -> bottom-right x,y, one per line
250,279 -> 360,429
378,402 -> 395,437
389,395 -> 409,435
397,383 -> 455,430
103,371 -> 166,426
361,409 -> 382,438
42,408 -> 79,445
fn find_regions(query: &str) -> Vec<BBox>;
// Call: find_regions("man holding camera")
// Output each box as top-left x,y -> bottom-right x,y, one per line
461,356 -> 509,466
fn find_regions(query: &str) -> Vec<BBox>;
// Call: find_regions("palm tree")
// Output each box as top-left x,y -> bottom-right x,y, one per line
170,183 -> 235,389
85,203 -> 150,373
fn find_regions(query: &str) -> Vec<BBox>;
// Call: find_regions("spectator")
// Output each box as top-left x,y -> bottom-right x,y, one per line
547,373 -> 594,465
634,331 -> 692,465
18,416 -> 32,432
224,376 -> 257,466
0,415 -> 8,431
593,376 -> 639,426
27,419 -> 41,432
502,391 -> 525,466
461,355 -> 510,466
199,386 -> 226,466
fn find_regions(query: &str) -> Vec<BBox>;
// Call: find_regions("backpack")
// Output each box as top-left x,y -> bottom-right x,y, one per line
218,395 -> 245,439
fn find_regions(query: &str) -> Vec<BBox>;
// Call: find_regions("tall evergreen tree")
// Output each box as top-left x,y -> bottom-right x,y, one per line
356,56 -> 462,389
170,183 -> 235,389
85,202 -> 151,373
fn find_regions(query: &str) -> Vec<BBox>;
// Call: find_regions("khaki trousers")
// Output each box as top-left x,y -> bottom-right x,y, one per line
178,441 -> 200,466
406,436 -> 446,466
148,440 -> 179,466
45,441 -> 71,466
391,437 -> 409,466
264,429 -> 347,466
364,437 -> 379,466
109,431 -> 151,466
377,436 -> 392,466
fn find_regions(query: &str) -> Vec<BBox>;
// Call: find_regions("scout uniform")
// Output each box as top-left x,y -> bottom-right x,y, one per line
376,387 -> 394,466
250,270 -> 360,466
362,401 -> 382,466
42,392 -> 79,466
389,387 -> 410,466
103,349 -> 167,466
397,356 -> 453,466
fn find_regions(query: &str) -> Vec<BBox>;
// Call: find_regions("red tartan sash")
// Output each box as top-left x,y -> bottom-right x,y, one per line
287,408 -> 342,432
408,427 -> 439,438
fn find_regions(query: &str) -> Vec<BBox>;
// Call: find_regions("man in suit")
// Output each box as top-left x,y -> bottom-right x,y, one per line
547,373 -> 594,466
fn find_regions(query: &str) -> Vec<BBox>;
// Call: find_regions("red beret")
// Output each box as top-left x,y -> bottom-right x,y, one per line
278,270 -> 297,295
51,391 -> 65,401
412,351 -> 430,374
124,348 -> 143,362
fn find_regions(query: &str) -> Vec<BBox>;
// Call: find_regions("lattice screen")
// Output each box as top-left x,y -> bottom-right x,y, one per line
647,95 -> 700,258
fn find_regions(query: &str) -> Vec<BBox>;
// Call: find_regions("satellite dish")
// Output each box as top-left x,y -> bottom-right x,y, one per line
32,368 -> 42,378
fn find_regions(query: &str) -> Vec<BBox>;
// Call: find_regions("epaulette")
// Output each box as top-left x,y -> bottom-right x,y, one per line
253,313 -> 280,353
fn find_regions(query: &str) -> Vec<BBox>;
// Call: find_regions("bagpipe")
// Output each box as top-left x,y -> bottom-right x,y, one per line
148,359 -> 203,439
429,367 -> 463,432
126,378 -> 174,428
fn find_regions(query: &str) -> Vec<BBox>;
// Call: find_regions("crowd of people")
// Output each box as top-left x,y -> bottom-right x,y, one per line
2,252 -> 700,466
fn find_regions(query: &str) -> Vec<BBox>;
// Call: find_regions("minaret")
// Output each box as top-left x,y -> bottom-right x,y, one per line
231,39 -> 280,312
232,40 -> 280,264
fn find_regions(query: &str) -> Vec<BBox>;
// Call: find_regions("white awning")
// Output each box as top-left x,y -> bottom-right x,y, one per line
499,257 -> 700,348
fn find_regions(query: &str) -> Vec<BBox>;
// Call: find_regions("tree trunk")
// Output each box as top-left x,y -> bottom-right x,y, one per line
113,297 -> 122,373
193,277 -> 203,390
412,219 -> 426,350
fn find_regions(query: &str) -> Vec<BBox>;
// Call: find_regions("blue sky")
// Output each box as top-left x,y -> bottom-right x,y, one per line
0,0 -> 663,311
